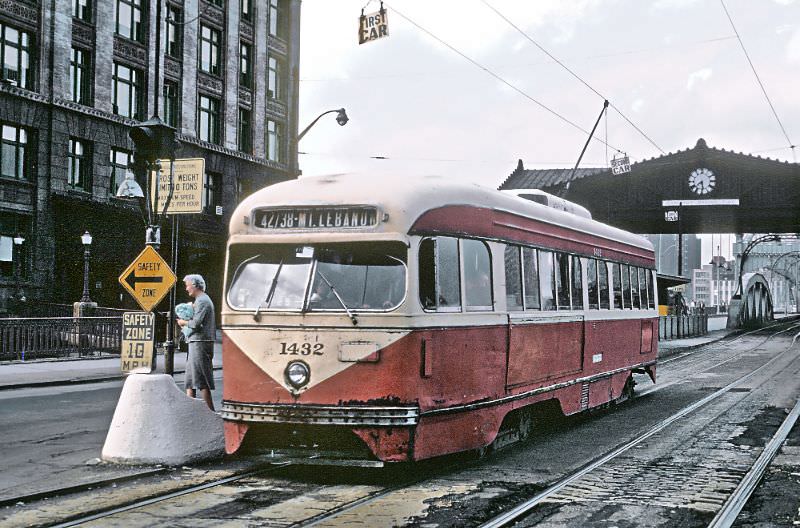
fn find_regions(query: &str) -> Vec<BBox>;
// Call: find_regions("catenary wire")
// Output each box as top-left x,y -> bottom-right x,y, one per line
719,0 -> 795,157
385,3 -> 625,155
480,0 -> 665,155
299,36 -> 738,82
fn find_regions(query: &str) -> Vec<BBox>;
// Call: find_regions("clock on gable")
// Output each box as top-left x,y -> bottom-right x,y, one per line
688,168 -> 716,195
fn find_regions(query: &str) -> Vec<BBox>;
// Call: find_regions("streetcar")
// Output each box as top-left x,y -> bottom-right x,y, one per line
220,174 -> 658,464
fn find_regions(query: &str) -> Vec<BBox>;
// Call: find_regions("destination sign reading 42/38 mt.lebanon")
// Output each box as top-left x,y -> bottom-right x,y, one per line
253,206 -> 379,230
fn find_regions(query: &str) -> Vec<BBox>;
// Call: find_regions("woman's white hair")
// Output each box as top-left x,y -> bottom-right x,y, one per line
183,274 -> 206,291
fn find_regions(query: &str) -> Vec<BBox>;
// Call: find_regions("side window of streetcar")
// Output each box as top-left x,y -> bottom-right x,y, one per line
598,261 -> 610,309
612,262 -> 623,309
638,268 -> 648,309
522,247 -> 540,310
504,245 -> 523,311
631,266 -> 641,309
555,252 -> 570,309
621,264 -> 632,309
647,270 -> 656,309
587,259 -> 598,310
539,250 -> 556,310
571,256 -> 583,309
463,239 -> 493,311
418,237 -> 461,311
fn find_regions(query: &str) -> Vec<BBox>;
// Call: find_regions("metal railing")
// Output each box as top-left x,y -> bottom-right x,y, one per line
0,317 -> 122,361
658,314 -> 709,340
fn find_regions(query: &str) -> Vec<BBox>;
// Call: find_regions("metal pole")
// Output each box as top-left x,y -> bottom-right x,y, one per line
80,245 -> 91,303
165,214 -> 179,376
677,203 -> 683,276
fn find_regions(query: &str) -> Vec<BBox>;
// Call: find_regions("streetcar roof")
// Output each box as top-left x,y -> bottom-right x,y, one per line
230,173 -> 653,252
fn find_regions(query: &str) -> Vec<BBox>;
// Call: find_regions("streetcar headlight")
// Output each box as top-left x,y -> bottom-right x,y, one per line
285,361 -> 310,388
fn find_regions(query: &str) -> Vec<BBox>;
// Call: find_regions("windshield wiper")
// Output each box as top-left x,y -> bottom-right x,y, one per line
254,258 -> 284,321
316,270 -> 358,326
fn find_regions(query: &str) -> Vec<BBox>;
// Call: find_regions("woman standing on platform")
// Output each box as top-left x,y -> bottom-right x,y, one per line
177,274 -> 216,411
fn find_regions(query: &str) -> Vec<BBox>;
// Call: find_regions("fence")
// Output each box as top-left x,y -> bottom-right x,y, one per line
658,314 -> 709,340
0,317 -> 122,361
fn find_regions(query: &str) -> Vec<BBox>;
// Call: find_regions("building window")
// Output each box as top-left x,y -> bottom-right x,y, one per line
199,25 -> 221,75
203,171 -> 221,214
239,41 -> 252,88
70,48 -> 91,105
198,95 -> 220,144
0,23 -> 33,89
208,0 -> 223,6
266,119 -> 284,162
268,0 -> 285,38
267,55 -> 283,101
67,139 -> 91,192
73,0 -> 92,22
163,80 -> 180,128
109,148 -> 132,194
166,6 -> 182,58
112,63 -> 143,119
0,213 -> 29,279
241,0 -> 252,21
0,124 -> 28,180
238,108 -> 251,154
115,0 -> 145,43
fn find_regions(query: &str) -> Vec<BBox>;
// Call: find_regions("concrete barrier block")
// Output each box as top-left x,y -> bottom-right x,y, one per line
101,373 -> 224,466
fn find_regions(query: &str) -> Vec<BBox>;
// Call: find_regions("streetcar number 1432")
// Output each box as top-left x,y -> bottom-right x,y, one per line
279,342 -> 324,355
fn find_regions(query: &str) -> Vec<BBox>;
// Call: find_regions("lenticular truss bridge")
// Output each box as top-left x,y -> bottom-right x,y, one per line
3,321 -> 799,528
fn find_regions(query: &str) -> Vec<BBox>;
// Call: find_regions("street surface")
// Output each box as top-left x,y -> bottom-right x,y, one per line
2,319 -> 798,527
0,374 -> 223,503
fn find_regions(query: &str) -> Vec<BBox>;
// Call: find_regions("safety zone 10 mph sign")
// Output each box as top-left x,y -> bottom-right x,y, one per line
121,311 -> 156,374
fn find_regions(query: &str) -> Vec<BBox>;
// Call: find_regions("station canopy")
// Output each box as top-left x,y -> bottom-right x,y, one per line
499,139 -> 800,235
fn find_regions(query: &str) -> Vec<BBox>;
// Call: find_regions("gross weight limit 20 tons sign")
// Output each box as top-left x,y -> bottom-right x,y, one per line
150,158 -> 205,214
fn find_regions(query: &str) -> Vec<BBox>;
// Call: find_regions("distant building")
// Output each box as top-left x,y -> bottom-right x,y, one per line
644,234 -> 700,279
0,0 -> 301,311
691,261 -> 735,309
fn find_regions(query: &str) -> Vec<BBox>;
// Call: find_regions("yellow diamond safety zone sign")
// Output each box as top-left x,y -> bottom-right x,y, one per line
119,246 -> 177,312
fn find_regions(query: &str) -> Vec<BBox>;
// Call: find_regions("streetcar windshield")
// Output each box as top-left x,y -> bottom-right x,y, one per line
227,242 -> 407,312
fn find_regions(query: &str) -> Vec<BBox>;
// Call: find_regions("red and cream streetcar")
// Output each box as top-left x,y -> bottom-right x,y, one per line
220,173 -> 658,464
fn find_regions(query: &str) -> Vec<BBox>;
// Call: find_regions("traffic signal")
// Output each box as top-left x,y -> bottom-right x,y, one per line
129,116 -> 177,163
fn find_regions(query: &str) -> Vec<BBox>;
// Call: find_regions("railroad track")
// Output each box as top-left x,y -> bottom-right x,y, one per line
480,323 -> 800,528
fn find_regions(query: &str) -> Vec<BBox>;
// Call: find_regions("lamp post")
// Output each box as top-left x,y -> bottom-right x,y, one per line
297,108 -> 349,142
80,231 -> 93,303
12,235 -> 24,302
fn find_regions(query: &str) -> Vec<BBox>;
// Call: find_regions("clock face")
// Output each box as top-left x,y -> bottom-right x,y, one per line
688,168 -> 716,195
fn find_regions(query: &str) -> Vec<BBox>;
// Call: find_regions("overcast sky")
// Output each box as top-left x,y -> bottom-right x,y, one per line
297,0 -> 799,259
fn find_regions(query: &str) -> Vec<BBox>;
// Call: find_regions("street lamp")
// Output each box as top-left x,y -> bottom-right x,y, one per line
80,231 -> 93,303
12,235 -> 24,302
297,108 -> 349,142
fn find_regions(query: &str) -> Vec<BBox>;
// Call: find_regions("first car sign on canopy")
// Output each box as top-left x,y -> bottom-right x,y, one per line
119,246 -> 177,312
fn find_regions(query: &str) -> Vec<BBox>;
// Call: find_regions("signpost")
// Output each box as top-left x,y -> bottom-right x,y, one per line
611,155 -> 631,175
118,245 -> 177,313
150,158 -> 205,215
665,210 -> 679,222
120,312 -> 156,374
359,7 -> 389,44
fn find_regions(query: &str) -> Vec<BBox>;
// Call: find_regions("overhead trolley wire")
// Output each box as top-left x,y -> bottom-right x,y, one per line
386,3 -> 625,155
480,0 -> 665,155
720,0 -> 795,159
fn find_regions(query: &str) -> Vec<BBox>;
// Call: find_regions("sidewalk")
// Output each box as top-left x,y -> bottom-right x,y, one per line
0,342 -> 223,391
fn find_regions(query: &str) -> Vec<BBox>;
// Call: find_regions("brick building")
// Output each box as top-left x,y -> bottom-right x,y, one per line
0,0 -> 301,311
